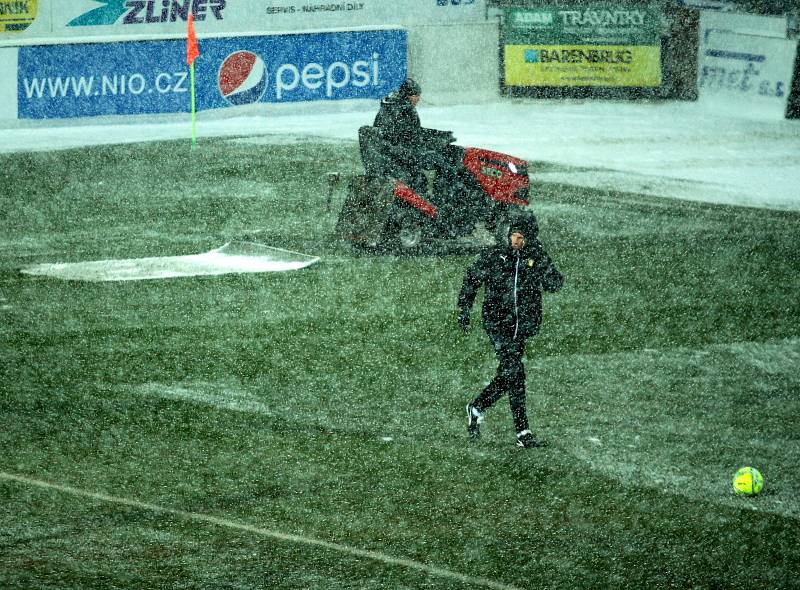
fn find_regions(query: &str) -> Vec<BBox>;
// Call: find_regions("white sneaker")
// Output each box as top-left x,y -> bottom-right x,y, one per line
467,403 -> 484,441
516,429 -> 547,448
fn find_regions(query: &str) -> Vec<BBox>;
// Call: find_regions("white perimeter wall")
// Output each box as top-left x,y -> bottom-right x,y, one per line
0,46 -> 17,119
408,22 -> 500,105
3,3 -> 798,121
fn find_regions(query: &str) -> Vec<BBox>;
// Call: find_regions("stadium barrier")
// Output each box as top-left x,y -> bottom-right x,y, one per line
0,0 -> 497,122
2,1 -> 798,122
4,29 -> 407,120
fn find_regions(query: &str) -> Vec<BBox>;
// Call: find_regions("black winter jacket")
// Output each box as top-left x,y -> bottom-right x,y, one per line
459,241 -> 564,340
373,91 -> 425,149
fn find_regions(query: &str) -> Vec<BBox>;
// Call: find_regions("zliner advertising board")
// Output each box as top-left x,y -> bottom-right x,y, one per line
2,0 -> 486,41
17,28 -> 406,119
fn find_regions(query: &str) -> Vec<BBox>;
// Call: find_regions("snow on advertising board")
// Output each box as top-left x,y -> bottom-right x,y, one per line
698,31 -> 798,119
2,0 -> 486,40
15,28 -> 406,119
502,3 -> 662,89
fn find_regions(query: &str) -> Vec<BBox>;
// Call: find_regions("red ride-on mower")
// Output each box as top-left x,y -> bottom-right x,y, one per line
335,126 -> 531,251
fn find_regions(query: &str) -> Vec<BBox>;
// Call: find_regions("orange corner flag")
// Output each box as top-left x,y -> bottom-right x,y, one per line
186,12 -> 199,66
187,11 -> 200,149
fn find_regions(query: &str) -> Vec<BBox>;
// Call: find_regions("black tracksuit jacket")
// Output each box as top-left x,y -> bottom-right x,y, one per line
459,241 -> 564,340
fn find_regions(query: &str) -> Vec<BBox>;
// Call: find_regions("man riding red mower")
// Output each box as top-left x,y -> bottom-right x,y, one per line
335,79 -> 532,251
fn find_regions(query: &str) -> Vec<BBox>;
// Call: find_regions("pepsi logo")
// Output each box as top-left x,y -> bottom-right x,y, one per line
218,51 -> 267,106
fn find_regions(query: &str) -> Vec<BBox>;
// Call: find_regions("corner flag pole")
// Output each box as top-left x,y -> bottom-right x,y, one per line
190,62 -> 197,149
186,12 -> 200,150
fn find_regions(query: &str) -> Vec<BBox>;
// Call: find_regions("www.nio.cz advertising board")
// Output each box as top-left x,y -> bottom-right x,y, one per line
15,28 -> 406,119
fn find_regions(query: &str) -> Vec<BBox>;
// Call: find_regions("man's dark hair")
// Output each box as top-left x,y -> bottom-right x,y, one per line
398,78 -> 422,98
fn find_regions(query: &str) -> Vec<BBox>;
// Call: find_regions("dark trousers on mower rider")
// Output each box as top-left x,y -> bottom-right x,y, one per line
372,78 -> 486,237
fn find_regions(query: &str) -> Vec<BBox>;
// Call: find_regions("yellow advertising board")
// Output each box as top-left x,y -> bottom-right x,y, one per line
505,45 -> 662,87
0,0 -> 38,32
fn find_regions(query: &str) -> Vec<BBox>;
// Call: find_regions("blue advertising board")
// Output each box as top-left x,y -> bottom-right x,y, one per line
17,28 -> 407,119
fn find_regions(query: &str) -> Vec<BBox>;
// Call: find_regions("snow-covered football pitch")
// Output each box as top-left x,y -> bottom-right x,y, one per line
1,100 -> 799,589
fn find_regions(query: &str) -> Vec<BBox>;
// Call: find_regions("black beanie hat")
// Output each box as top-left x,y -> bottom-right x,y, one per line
398,78 -> 421,98
507,211 -> 539,240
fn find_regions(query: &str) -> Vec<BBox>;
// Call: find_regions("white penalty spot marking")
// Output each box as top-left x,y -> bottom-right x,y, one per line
0,472 -> 523,590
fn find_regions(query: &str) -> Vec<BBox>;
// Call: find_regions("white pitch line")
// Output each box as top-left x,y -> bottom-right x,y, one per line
1,471 -> 524,590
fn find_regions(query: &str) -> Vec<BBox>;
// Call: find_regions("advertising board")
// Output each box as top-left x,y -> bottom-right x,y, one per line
2,0 -> 486,41
16,28 -> 406,119
698,30 -> 798,118
502,4 -> 662,89
0,0 -> 37,32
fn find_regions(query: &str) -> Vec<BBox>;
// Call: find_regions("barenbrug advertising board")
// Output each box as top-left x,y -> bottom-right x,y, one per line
2,0 -> 486,40
502,4 -> 662,89
1,0 -> 38,32
17,28 -> 406,119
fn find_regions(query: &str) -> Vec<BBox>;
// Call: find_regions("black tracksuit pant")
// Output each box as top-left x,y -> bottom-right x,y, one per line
472,331 -> 530,434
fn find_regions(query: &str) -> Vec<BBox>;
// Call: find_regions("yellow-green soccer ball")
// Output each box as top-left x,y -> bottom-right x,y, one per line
733,467 -> 764,495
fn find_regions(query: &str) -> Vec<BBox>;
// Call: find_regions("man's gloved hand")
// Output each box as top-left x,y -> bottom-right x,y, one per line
458,311 -> 471,333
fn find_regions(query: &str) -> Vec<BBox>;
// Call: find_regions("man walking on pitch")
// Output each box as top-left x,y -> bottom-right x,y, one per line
457,211 -> 563,448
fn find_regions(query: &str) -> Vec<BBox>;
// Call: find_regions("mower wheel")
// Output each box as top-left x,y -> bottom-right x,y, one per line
386,209 -> 426,251
397,224 -> 424,250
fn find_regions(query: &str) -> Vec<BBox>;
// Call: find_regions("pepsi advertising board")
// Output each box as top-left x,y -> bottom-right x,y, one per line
17,28 -> 407,119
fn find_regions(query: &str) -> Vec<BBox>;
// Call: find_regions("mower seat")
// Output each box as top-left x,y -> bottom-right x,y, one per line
358,125 -> 414,182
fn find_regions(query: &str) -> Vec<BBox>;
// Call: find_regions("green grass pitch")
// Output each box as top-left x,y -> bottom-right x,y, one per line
1,137 -> 799,589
